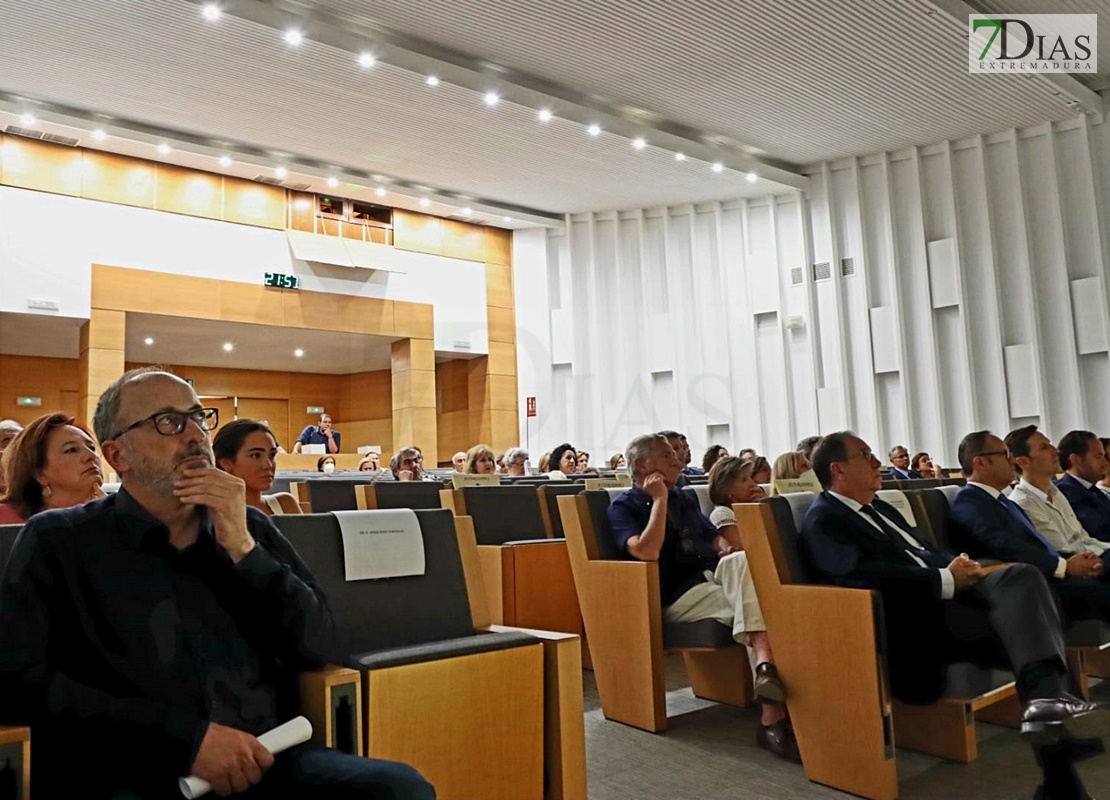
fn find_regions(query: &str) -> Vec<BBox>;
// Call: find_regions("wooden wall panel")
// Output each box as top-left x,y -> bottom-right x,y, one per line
0,355 -> 81,425
486,262 -> 514,309
441,218 -> 486,262
82,151 -> 156,208
435,360 -> 469,414
223,176 -> 285,229
487,306 -> 517,343
484,227 -> 513,266
0,137 -> 83,197
344,370 -> 393,422
392,301 -> 434,339
289,191 -> 315,232
236,398 -> 292,451
155,165 -> 222,219
392,209 -> 443,256
487,342 -> 517,376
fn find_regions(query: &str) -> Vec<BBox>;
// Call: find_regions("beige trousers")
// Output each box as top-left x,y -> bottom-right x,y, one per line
662,551 -> 765,646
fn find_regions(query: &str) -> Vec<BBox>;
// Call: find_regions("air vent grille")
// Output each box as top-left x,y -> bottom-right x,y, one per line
4,125 -> 79,147
841,257 -> 856,276
790,267 -> 804,286
253,175 -> 284,185
812,261 -> 832,281
285,182 -> 311,191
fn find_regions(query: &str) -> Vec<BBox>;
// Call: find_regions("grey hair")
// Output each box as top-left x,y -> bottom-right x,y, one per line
504,446 -> 528,463
626,433 -> 669,482
390,446 -> 420,472
92,366 -> 172,443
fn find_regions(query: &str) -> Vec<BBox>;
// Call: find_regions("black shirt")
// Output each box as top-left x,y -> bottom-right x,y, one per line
0,488 -> 333,796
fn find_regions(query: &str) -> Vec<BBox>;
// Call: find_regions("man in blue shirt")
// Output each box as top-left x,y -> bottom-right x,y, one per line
293,413 -> 340,454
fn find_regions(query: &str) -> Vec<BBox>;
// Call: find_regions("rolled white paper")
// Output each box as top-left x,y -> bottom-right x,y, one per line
179,716 -> 313,798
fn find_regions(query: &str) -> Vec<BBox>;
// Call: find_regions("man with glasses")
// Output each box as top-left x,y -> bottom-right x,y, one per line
804,431 -> 1110,800
503,447 -> 529,477
887,445 -> 921,480
0,368 -> 434,799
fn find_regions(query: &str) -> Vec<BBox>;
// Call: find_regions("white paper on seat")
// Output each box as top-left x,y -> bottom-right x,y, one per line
332,509 -> 425,580
179,716 -> 312,798
876,490 -> 917,528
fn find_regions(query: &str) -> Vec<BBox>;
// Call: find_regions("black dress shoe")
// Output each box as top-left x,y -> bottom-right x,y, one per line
756,719 -> 802,764
1022,693 -> 1110,742
753,661 -> 786,703
1033,785 -> 1094,800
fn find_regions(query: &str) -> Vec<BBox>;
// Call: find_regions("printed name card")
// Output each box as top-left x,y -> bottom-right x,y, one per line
585,476 -> 632,490
772,471 -> 822,495
875,490 -> 917,528
451,473 -> 501,488
333,509 -> 425,581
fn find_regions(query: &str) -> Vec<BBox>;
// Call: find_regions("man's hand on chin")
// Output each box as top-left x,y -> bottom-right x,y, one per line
174,466 -> 256,562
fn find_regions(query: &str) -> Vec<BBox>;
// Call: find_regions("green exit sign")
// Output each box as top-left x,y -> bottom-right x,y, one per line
306,406 -> 325,414
16,396 -> 41,407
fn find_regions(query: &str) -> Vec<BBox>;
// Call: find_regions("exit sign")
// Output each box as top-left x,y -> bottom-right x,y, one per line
306,406 -> 325,414
16,396 -> 41,407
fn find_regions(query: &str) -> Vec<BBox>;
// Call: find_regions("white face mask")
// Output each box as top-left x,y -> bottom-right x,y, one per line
322,462 -> 335,473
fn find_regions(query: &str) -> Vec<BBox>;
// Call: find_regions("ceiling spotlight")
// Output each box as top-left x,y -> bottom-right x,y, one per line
157,143 -> 171,155
92,129 -> 107,142
294,348 -> 304,358
284,29 -> 303,46
375,187 -> 386,198
326,176 -> 338,188
143,337 -> 154,346
538,108 -> 553,122
218,155 -> 232,167
222,342 -> 234,352
358,52 -> 375,68
746,172 -> 758,183
19,113 -> 35,126
275,166 -> 288,178
419,197 -> 430,207
461,207 -> 472,216
502,216 -> 511,222
587,124 -> 601,137
201,3 -> 221,21
484,91 -> 500,107
675,152 -> 686,161
711,162 -> 724,173
426,75 -> 439,86
632,138 -> 646,150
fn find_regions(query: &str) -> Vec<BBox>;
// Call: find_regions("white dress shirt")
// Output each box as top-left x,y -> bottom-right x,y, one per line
1010,478 -> 1108,557
968,481 -> 1069,578
829,491 -> 955,599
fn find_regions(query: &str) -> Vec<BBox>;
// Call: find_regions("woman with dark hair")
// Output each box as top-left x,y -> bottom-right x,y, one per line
547,443 -> 578,480
701,444 -> 729,474
0,413 -> 104,524
213,418 -> 301,516
911,452 -> 936,479
465,443 -> 497,474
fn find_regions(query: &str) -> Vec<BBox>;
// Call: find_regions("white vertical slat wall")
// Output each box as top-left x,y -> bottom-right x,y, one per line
513,112 -> 1110,469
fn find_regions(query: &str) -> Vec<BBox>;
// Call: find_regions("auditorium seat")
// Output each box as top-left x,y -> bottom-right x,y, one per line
734,494 -> 1022,800
354,481 -> 445,510
558,491 -> 752,733
537,483 -> 586,540
681,484 -> 714,518
300,477 -> 378,513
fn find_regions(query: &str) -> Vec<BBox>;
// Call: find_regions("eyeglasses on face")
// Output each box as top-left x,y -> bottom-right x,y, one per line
114,407 -> 219,439
977,449 -> 1010,460
842,448 -> 876,464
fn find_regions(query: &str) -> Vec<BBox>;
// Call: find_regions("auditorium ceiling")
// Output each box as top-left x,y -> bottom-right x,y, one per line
0,0 -> 1104,220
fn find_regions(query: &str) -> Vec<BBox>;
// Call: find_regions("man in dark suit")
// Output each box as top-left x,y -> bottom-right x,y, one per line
802,431 -> 1110,800
948,429 -> 1110,625
1056,431 -> 1110,542
888,445 -> 922,480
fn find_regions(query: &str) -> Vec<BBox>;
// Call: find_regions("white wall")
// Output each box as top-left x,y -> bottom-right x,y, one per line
515,112 -> 1110,469
0,187 -> 488,354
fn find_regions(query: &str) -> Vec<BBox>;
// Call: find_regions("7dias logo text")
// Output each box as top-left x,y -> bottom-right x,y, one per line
969,14 -> 1096,73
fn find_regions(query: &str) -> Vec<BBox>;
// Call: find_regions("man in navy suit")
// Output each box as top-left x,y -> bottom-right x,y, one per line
948,429 -> 1110,626
1056,431 -> 1110,542
802,431 -> 1110,800
887,445 -> 922,480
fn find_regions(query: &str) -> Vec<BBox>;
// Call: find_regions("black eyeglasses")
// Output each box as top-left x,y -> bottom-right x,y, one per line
113,408 -> 219,440
978,449 -> 1010,459
841,448 -> 876,463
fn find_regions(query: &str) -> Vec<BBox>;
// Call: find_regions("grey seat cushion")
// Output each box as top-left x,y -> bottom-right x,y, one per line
539,484 -> 585,539
763,494 -> 816,584
584,490 -> 623,560
351,630 -> 539,671
663,620 -> 735,649
370,481 -> 444,509
462,485 -> 549,545
306,478 -> 377,513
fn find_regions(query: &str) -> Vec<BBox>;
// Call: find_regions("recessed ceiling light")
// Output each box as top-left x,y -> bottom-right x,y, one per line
326,176 -> 339,188
538,108 -> 553,122
426,75 -> 439,86
284,29 -> 303,46
222,342 -> 234,352
674,152 -> 686,161
143,337 -> 154,346
746,172 -> 758,183
483,91 -> 500,107
294,348 -> 304,358
92,129 -> 107,142
632,138 -> 646,150
19,113 -> 35,126
711,162 -> 724,173
358,52 -> 375,68
157,143 -> 171,155
461,207 -> 472,216
587,124 -> 601,137
419,198 -> 430,207
201,3 -> 221,21
375,187 -> 386,198
275,166 -> 288,178
218,155 -> 232,167
502,216 -> 511,222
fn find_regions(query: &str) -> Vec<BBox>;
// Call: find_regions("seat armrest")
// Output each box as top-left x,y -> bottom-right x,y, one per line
298,666 -> 363,754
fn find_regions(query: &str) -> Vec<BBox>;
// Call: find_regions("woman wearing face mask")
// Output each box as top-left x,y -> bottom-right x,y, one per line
213,419 -> 302,516
317,455 -> 337,474
0,413 -> 105,524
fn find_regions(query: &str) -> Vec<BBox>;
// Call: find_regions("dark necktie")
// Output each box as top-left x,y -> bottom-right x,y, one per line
860,505 -> 930,560
1091,484 -> 1110,513
998,493 -> 1059,556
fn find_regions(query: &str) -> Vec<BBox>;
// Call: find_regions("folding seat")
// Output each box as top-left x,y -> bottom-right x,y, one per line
681,484 -> 714,518
294,477 -> 377,513
735,493 -> 1021,800
537,484 -> 587,540
558,491 -> 752,733
354,480 -> 446,510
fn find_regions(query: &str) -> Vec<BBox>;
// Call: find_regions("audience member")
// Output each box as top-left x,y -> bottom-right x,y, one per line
701,444 -> 729,474
464,444 -> 497,474
660,431 -> 693,484
576,449 -> 592,473
796,435 -> 822,463
0,368 -> 434,798
609,434 -> 796,761
770,451 -> 810,492
452,451 -> 468,472
1100,438 -> 1110,500
609,452 -> 626,469
706,456 -> 766,541
503,447 -> 529,477
949,429 -> 1110,623
316,455 -> 336,473
358,452 -> 380,471
495,453 -> 507,474
389,447 -> 424,481
0,413 -> 104,525
1002,426 -> 1109,574
749,455 -> 771,486
0,419 -> 22,452
911,451 -> 936,479
547,443 -> 578,480
538,451 -> 552,473
1055,430 -> 1110,542
738,448 -> 757,461
292,413 -> 340,454
888,445 -> 921,479
213,419 -> 301,516
802,431 -> 1110,799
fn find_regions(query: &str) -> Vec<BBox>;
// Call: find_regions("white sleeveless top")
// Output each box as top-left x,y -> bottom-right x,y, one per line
261,494 -> 285,515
